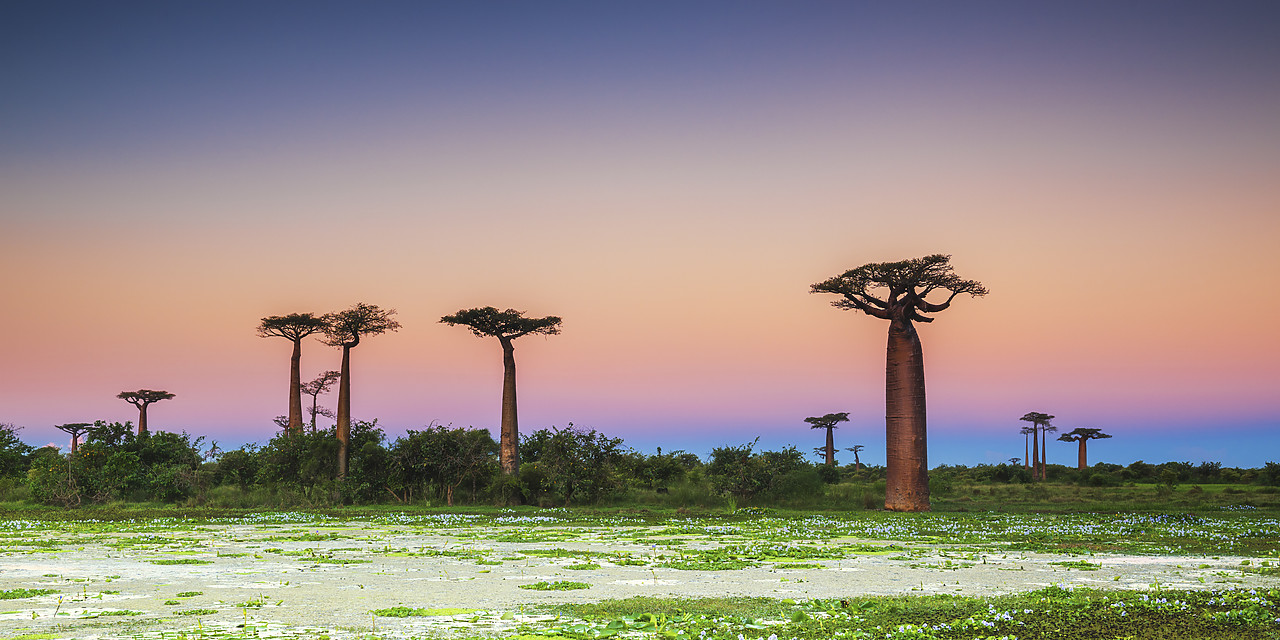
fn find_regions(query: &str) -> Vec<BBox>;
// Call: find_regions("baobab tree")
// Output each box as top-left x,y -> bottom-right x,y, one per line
117,390 -> 174,436
440,307 -> 562,477
1058,427 -> 1113,469
54,422 -> 94,454
300,370 -> 341,433
1019,424 -> 1035,470
847,445 -> 866,470
322,303 -> 400,478
812,254 -> 987,511
805,412 -> 849,466
257,313 -> 327,435
1019,412 -> 1055,480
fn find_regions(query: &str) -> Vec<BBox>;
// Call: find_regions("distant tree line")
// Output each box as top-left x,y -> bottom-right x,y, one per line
1,421 -> 1277,509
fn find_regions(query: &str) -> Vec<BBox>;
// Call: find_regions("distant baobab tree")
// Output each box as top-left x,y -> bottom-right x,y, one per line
1058,427 -> 1112,469
1013,414 -> 1054,481
847,445 -> 866,470
440,307 -> 562,477
1019,424 -> 1035,470
322,303 -> 400,478
54,422 -> 94,454
812,254 -> 987,511
1008,457 -> 1021,466
805,412 -> 849,466
117,390 -> 174,436
300,370 -> 341,433
257,313 -> 328,435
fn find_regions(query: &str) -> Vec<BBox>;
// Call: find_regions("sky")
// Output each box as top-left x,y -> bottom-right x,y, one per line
2,2 -> 1278,468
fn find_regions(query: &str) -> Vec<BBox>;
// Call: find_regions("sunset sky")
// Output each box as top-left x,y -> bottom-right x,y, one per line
3,2 -> 1278,468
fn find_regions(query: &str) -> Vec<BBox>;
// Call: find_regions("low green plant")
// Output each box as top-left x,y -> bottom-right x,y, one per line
519,580 -> 591,591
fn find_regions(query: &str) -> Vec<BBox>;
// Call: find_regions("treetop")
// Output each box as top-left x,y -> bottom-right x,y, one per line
257,312 -> 327,341
1019,411 -> 1055,426
118,390 -> 175,405
440,306 -> 562,341
811,254 -> 987,324
804,412 -> 850,429
322,303 -> 401,348
1059,427 -> 1113,442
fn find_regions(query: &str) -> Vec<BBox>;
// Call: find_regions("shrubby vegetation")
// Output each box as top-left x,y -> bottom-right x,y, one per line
0,420 -> 1277,509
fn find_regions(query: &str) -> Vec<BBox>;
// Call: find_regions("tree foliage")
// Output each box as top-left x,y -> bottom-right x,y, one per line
810,254 -> 988,323
439,307 -> 562,340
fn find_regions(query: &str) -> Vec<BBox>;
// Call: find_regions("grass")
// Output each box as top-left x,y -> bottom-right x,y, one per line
0,589 -> 57,600
519,580 -> 592,591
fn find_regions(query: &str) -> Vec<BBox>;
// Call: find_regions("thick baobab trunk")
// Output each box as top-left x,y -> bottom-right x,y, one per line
825,428 -> 835,466
137,405 -> 148,436
1024,436 -> 1030,470
288,339 -> 303,435
336,344 -> 352,479
499,338 -> 520,476
1077,439 -> 1087,470
884,318 -> 929,511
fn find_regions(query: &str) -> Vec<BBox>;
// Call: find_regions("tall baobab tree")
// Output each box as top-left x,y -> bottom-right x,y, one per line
54,422 -> 94,454
812,254 -> 987,512
117,390 -> 175,436
322,303 -> 400,478
440,307 -> 562,477
1019,412 -> 1054,480
1019,424 -> 1035,470
805,412 -> 849,466
257,313 -> 328,435
300,370 -> 341,433
847,445 -> 865,470
1058,427 -> 1112,469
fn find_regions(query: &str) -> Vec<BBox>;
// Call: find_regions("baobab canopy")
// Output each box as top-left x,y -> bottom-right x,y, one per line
810,254 -> 988,324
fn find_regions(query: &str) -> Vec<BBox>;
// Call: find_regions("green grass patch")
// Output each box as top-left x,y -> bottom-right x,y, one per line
564,562 -> 602,570
148,558 -> 212,565
520,580 -> 591,591
371,606 -> 480,617
1051,559 -> 1102,570
176,608 -> 218,615
0,588 -> 57,600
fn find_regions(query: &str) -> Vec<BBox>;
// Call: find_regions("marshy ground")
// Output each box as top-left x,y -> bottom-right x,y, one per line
1,508 -> 1278,639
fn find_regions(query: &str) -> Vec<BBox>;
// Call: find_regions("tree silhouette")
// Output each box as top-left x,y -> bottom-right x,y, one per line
847,445 -> 865,470
1019,412 -> 1054,480
1019,425 -> 1035,470
54,422 -> 94,454
812,254 -> 987,511
300,370 -> 341,433
805,412 -> 849,466
257,313 -> 328,435
117,390 -> 175,436
1058,427 -> 1113,469
440,306 -> 562,477
322,303 -> 400,478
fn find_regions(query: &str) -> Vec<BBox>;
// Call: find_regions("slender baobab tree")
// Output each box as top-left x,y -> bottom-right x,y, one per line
117,390 -> 175,436
322,303 -> 400,478
1058,427 -> 1112,469
54,422 -> 94,454
847,445 -> 865,470
257,313 -> 327,435
812,254 -> 987,511
300,370 -> 341,433
805,412 -> 849,466
440,307 -> 561,477
1019,424 -> 1035,470
1019,412 -> 1055,480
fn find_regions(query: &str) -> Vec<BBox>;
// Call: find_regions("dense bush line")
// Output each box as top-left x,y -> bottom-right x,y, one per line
0,421 -> 1277,509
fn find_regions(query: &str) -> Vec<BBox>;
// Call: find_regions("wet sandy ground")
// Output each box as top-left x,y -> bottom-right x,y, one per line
2,519 -> 1277,638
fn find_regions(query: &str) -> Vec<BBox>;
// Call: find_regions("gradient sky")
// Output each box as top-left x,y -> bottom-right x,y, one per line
3,2 -> 1278,468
